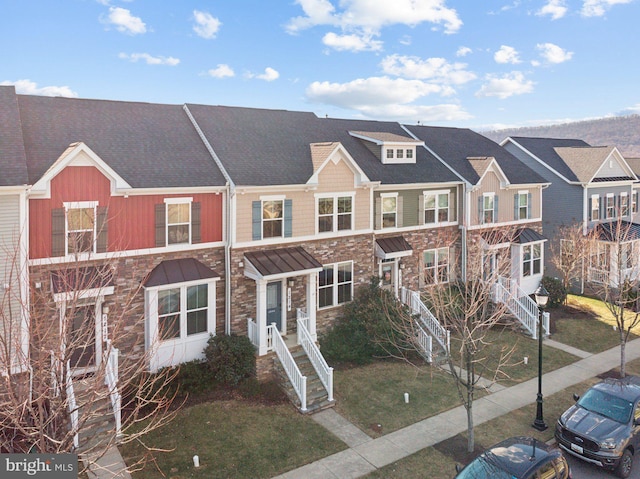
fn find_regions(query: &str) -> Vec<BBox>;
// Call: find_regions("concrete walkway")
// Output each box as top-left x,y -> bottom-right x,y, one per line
272,337 -> 640,479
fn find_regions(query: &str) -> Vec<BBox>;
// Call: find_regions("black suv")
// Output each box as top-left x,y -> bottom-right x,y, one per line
555,375 -> 640,478
454,436 -> 571,478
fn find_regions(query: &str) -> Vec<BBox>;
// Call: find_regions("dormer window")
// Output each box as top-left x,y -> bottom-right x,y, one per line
382,146 -> 416,164
348,131 -> 423,165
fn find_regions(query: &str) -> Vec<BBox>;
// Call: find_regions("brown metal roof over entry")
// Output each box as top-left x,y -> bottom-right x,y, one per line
143,258 -> 220,287
375,236 -> 413,260
244,246 -> 322,280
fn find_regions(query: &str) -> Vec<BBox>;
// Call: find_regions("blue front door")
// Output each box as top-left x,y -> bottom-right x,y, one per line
267,281 -> 282,332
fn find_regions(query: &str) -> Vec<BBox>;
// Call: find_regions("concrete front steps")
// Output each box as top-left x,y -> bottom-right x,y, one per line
72,378 -> 118,455
275,346 -> 335,414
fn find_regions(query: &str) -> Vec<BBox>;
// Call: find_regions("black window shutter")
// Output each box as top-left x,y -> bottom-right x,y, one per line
96,206 -> 108,253
51,208 -> 65,257
155,204 -> 166,247
191,202 -> 201,243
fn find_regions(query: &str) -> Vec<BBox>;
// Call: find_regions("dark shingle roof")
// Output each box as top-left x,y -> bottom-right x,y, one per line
595,221 -> 640,242
0,86 -> 29,186
506,136 -> 591,183
405,126 -> 547,185
15,94 -> 226,188
186,105 -> 461,186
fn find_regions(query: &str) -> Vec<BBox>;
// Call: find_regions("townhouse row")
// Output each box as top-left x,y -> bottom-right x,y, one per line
1,85 -> 638,388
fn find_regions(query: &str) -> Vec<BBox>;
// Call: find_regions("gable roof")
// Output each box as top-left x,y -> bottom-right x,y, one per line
0,86 -> 29,186
552,146 -> 633,183
404,125 -> 547,185
504,136 -> 592,183
186,105 -> 460,187
11,91 -> 226,188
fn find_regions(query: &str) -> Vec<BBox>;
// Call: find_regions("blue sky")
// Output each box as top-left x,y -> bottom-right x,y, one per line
2,0 -> 639,130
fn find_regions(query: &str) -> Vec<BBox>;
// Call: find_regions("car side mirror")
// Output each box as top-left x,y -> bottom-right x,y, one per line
573,393 -> 580,402
455,464 -> 462,473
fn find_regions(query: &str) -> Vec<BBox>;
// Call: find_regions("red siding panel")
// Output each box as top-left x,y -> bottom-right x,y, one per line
30,166 -> 224,259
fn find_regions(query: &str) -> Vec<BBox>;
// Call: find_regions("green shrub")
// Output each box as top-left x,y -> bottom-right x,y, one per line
204,334 -> 256,386
541,276 -> 567,308
320,277 -> 407,365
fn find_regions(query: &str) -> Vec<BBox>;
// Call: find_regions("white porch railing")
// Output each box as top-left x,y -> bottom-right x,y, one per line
588,268 -> 609,285
494,276 -> 549,339
104,340 -> 122,438
65,360 -> 79,449
401,287 -> 450,356
297,309 -> 333,402
269,323 -> 307,412
414,321 -> 433,363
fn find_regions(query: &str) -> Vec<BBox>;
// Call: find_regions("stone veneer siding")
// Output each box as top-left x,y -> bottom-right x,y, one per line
28,247 -> 226,374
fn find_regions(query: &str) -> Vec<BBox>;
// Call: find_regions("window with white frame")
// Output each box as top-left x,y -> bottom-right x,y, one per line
622,243 -> 634,271
318,262 -> 353,309
483,194 -> 495,224
517,191 -> 529,220
621,193 -> 629,217
633,192 -> 638,214
396,149 -> 404,159
386,149 -> 394,160
406,149 -> 413,159
166,200 -> 191,245
423,247 -> 449,284
262,200 -> 284,238
157,283 -> 210,341
590,195 -> 600,221
522,243 -> 542,277
424,191 -> 449,224
317,195 -> 353,233
381,194 -> 397,228
65,202 -> 97,254
606,194 -> 615,219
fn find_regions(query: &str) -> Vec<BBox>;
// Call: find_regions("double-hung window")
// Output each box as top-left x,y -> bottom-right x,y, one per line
424,191 -> 449,224
423,248 -> 449,284
522,243 -> 542,277
483,194 -> 496,224
591,195 -> 600,221
318,262 -> 353,309
165,199 -> 191,245
606,194 -> 615,219
65,201 -> 97,254
317,194 -> 353,233
381,194 -> 397,228
157,283 -> 210,341
621,193 -> 629,217
262,200 -> 283,238
516,191 -> 529,220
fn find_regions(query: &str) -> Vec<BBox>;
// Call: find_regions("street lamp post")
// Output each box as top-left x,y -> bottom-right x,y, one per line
532,283 -> 549,431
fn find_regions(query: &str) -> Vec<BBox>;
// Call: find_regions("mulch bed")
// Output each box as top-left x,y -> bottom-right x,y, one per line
433,433 -> 485,466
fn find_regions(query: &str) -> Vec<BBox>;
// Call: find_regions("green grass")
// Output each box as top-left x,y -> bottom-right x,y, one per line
121,401 -> 346,479
550,294 -> 639,353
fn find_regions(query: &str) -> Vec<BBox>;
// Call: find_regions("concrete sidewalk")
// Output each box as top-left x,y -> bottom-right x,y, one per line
272,337 -> 640,479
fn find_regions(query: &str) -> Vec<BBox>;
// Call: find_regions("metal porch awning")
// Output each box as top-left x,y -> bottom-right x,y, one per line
244,246 -> 322,281
375,236 -> 413,260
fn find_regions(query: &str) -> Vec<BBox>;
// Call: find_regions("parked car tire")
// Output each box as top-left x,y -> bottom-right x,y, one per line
616,449 -> 633,478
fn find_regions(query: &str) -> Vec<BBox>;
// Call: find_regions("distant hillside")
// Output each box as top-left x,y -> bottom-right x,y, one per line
481,115 -> 640,158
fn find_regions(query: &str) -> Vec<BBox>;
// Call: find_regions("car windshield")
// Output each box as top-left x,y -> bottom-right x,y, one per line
578,388 -> 633,423
456,456 -> 514,479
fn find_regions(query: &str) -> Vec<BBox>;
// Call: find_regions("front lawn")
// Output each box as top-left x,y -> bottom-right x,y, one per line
121,401 -> 346,479
550,294 -> 639,353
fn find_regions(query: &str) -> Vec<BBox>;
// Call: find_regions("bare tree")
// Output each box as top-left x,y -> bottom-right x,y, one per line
549,223 -> 590,299
0,242 -> 180,474
585,219 -> 640,377
381,229 -> 518,453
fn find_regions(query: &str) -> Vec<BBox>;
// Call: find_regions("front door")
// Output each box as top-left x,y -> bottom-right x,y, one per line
266,281 -> 282,332
381,259 -> 395,291
69,304 -> 96,370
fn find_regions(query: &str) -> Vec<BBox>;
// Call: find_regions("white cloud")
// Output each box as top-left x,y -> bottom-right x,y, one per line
0,79 -> 78,97
193,10 -> 222,39
104,7 -> 146,35
322,32 -> 383,52
306,76 -> 445,110
246,67 -> 280,81
476,72 -> 534,99
287,0 -> 462,43
380,54 -> 476,85
456,46 -> 472,57
617,104 -> 640,115
494,45 -> 521,64
581,0 -> 632,17
537,0 -> 568,20
118,53 -> 180,66
536,43 -> 573,63
206,64 -> 235,78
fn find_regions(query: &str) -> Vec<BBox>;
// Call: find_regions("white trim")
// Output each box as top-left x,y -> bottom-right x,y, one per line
317,261 -> 354,310
259,194 -> 286,201
165,199 -> 192,246
315,192 -> 355,235
63,201 -> 99,256
164,197 -> 193,204
468,217 -> 541,231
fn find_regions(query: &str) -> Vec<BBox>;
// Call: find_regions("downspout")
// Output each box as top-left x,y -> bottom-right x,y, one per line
183,105 -> 236,335
462,185 -> 471,281
581,185 -> 588,294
